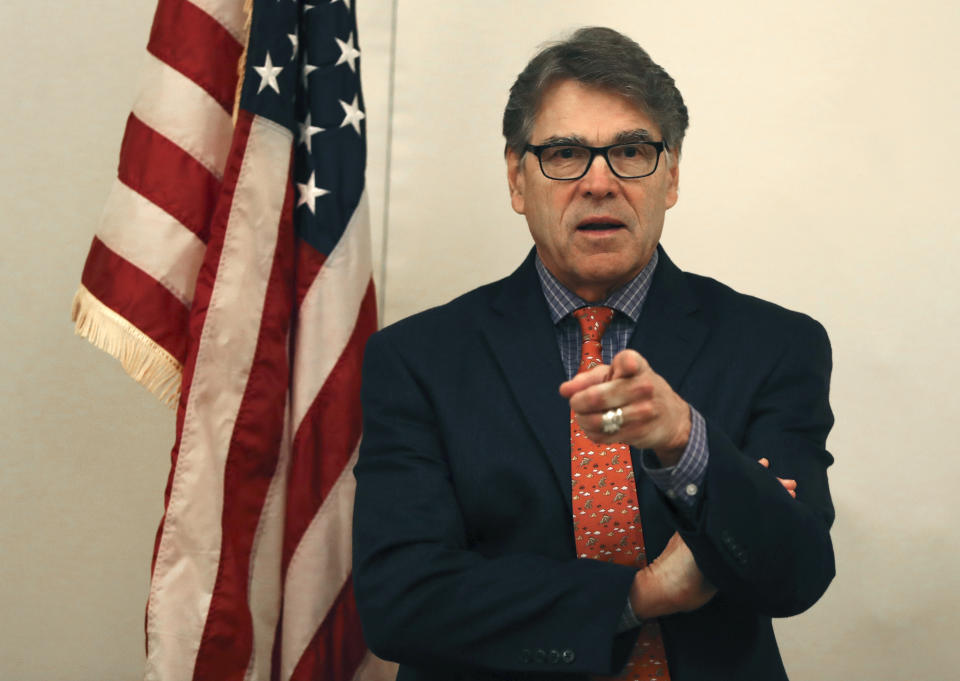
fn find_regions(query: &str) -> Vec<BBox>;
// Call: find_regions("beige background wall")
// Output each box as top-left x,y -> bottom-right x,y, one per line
2,1 -> 958,679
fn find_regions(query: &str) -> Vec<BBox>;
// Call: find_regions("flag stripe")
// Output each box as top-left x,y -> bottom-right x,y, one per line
351,650 -> 399,681
280,446 -> 362,681
290,193 -> 373,432
81,236 -> 190,362
189,0 -> 249,43
287,580 -> 367,681
243,411 -> 290,681
284,282 -> 375,572
98,179 -> 207,306
294,242 -> 326,310
147,112 -> 291,681
192,169 -> 296,681
119,114 -> 220,243
150,105 -> 254,580
147,0 -> 243,113
134,53 -> 235,181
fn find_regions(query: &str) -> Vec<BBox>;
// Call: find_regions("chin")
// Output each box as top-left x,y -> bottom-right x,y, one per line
573,267 -> 632,294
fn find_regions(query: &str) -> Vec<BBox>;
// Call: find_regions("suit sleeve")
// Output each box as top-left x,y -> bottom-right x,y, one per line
352,330 -> 640,676
678,316 -> 836,617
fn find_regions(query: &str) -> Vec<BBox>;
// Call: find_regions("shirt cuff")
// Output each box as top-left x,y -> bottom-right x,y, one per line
640,406 -> 709,507
619,596 -> 644,631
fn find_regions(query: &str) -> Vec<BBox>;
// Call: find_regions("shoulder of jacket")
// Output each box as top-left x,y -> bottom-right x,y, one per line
683,270 -> 827,339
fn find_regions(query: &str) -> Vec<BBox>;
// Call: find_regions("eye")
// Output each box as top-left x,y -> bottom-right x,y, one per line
612,144 -> 652,160
543,146 -> 584,162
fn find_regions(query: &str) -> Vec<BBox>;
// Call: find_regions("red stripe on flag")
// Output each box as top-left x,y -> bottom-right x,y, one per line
191,171 -> 297,681
294,241 -> 326,310
282,281 -> 377,573
152,110 -> 255,575
118,114 -> 220,243
287,578 -> 367,681
147,0 -> 243,113
81,236 -> 189,363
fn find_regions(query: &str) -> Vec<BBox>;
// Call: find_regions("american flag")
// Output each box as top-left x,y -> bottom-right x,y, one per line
71,0 -> 393,679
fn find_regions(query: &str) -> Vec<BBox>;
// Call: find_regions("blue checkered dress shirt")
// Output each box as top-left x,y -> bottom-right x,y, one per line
534,251 -> 708,505
534,251 -> 709,631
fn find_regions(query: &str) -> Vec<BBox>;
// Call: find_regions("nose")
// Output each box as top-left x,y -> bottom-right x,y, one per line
579,153 -> 619,197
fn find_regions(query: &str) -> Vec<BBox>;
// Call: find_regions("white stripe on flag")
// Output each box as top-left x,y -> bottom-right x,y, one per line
243,405 -> 291,681
351,650 -> 399,681
98,179 -> 207,305
133,53 -> 234,180
279,445 -> 361,681
145,116 -> 292,681
290,191 -> 372,431
188,0 -> 249,43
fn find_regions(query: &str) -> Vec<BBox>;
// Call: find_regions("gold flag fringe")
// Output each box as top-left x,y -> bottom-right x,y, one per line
71,285 -> 182,408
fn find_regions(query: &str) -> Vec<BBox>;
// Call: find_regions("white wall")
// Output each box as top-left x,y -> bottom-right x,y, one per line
1,0 -> 958,679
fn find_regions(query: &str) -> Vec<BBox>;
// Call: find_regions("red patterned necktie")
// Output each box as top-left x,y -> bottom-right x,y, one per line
570,306 -> 671,681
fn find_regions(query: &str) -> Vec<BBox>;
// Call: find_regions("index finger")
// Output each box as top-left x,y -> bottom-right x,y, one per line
609,349 -> 649,380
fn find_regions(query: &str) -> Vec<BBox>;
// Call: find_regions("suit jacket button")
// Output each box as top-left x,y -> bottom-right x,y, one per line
520,649 -> 531,664
561,648 -> 576,663
548,649 -> 560,664
535,649 -> 546,663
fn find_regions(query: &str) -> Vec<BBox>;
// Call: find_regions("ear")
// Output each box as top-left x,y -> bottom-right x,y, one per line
506,148 -> 526,215
664,153 -> 680,210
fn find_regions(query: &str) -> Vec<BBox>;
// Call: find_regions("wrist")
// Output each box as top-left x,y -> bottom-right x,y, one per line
629,566 -> 670,619
652,401 -> 691,467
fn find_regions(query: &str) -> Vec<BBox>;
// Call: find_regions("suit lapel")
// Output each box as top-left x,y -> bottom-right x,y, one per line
480,251 -> 574,514
628,249 -> 708,549
630,247 -> 708,393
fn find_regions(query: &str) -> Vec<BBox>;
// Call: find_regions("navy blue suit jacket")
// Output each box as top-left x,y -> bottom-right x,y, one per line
353,247 -> 835,681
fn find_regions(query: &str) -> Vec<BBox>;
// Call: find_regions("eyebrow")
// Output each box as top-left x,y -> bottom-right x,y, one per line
614,129 -> 653,144
537,134 -> 589,146
535,129 -> 653,146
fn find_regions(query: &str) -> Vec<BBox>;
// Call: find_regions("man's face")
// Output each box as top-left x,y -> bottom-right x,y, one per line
507,79 -> 679,301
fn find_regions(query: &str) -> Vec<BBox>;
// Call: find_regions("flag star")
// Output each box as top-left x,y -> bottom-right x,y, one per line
298,113 -> 325,153
331,0 -> 351,8
302,61 -> 318,88
304,3 -> 315,11
335,32 -> 361,72
254,52 -> 283,94
297,172 -> 330,213
287,33 -> 298,60
339,95 -> 365,134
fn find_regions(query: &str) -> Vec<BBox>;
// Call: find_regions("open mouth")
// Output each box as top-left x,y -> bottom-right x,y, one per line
577,221 -> 624,231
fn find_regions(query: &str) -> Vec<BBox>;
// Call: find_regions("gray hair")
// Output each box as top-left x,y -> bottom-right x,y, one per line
502,27 -> 689,156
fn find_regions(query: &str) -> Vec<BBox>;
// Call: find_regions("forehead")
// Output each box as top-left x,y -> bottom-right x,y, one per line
531,79 -> 660,144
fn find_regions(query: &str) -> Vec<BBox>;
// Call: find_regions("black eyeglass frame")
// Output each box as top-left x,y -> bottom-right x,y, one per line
523,140 -> 668,180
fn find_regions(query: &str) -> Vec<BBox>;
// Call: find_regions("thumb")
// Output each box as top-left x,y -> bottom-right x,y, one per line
559,362 -> 610,398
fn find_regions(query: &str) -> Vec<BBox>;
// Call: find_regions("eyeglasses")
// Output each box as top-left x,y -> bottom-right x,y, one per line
523,141 -> 667,180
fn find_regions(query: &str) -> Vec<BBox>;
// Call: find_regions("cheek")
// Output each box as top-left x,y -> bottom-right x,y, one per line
530,191 -> 562,231
630,188 -> 666,224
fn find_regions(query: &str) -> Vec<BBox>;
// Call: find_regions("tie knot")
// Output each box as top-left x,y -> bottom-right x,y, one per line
572,306 -> 615,342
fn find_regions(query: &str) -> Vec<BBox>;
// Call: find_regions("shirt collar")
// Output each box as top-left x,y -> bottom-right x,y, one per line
535,248 -> 659,324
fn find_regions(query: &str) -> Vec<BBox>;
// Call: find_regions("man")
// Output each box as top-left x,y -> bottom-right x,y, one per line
353,27 -> 834,681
